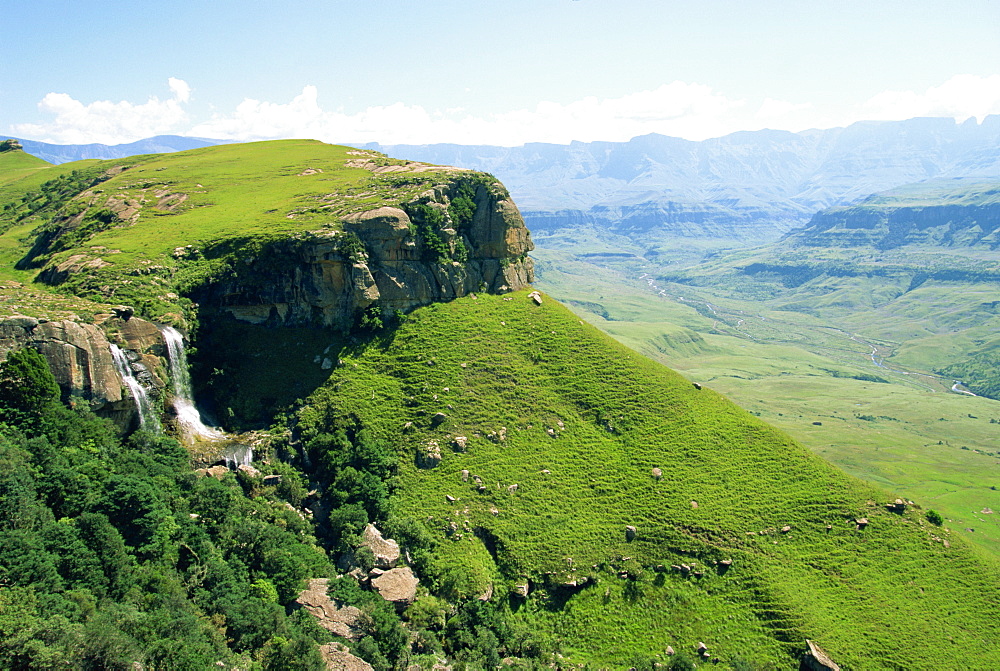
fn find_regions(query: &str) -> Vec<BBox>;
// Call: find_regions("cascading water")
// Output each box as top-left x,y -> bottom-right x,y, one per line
161,326 -> 228,445
109,344 -> 160,432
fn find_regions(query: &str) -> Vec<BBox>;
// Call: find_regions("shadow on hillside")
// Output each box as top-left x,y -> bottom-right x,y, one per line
191,313 -> 403,431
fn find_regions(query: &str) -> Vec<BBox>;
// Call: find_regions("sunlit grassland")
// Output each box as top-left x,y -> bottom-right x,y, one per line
300,290 -> 1000,669
533,248 -> 1000,560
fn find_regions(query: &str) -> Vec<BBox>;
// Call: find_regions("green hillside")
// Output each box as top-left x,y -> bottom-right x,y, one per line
291,290 -> 1000,669
528,179 -> 1000,559
0,139 -> 484,325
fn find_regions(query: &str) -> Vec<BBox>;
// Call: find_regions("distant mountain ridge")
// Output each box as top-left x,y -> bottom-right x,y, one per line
788,178 -> 1000,250
363,116 -> 1000,241
7,135 -> 233,165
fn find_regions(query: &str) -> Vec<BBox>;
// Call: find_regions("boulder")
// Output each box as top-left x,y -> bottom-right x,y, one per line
625,525 -> 637,541
512,579 -> 530,598
319,642 -> 374,671
360,523 -> 401,569
453,435 -> 468,451
802,639 -> 840,671
371,567 -> 419,607
296,579 -> 364,640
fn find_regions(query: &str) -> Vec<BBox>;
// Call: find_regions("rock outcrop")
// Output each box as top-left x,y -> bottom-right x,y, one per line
295,578 -> 364,639
0,315 -> 167,427
192,178 -> 534,330
319,642 -> 374,671
360,524 -> 401,569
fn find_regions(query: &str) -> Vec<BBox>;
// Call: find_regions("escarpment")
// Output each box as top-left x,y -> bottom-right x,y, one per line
191,178 -> 534,329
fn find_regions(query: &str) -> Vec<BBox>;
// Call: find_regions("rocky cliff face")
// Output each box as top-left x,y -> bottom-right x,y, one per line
193,179 -> 534,329
0,314 -> 167,427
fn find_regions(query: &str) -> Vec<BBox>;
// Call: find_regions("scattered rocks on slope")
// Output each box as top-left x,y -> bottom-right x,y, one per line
486,427 -> 507,443
295,579 -> 364,639
417,441 -> 442,468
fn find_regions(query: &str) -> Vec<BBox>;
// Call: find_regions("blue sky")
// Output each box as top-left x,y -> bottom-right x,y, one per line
2,0 -> 998,145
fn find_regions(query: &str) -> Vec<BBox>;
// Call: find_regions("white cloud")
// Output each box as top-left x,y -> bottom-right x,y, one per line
11,79 -> 191,145
191,81 -> 747,146
168,77 -> 191,104
861,74 -> 1000,123
12,74 -> 1000,147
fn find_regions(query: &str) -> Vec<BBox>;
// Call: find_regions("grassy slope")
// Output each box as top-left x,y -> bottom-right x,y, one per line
534,251 -> 1000,558
301,290 -> 1000,669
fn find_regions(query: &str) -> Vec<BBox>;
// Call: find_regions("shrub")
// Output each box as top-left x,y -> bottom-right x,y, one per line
926,509 -> 944,526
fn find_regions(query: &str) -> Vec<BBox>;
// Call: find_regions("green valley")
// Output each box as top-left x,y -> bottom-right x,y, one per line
530,177 -> 1000,559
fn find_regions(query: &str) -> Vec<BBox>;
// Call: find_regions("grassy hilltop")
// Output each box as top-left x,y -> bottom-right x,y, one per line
1,141 -> 999,669
0,140 -> 478,325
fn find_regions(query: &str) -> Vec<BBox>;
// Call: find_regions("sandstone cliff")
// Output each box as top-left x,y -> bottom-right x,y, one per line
192,178 -> 533,329
0,314 -> 167,428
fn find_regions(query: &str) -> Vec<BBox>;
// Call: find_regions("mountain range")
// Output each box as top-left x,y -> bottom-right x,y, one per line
8,134 -> 232,165
365,116 -> 1000,241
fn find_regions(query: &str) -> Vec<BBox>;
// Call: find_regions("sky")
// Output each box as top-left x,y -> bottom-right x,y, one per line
2,0 -> 999,147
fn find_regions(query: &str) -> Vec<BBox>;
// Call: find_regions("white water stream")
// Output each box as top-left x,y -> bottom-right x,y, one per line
109,344 -> 160,432
161,326 -> 229,445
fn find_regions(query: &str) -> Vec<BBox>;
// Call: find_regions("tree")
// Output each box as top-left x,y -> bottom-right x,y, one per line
0,348 -> 60,431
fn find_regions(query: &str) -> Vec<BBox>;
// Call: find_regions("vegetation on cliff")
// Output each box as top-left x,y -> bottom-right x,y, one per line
0,140 -> 520,329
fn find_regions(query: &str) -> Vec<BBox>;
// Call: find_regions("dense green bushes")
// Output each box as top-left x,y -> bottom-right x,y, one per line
0,350 -> 335,669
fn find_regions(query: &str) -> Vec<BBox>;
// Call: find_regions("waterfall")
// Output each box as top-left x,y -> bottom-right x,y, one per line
110,344 -> 160,432
224,443 -> 254,469
161,326 -> 227,444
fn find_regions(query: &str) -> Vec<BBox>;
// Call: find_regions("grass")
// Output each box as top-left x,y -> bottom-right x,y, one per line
532,242 -> 1000,561
293,290 -> 1000,669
